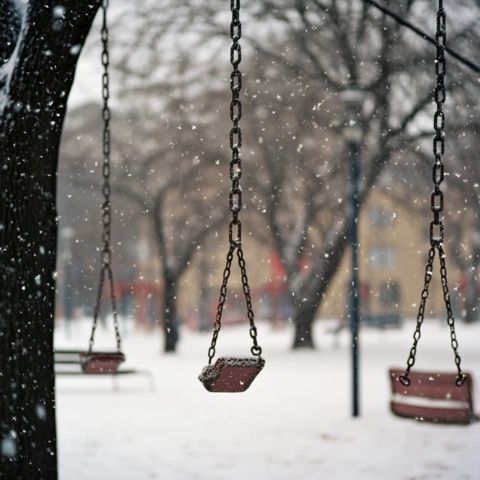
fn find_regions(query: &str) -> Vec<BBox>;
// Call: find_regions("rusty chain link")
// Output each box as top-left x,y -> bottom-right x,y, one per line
88,0 -> 122,354
400,0 -> 465,387
207,0 -> 262,364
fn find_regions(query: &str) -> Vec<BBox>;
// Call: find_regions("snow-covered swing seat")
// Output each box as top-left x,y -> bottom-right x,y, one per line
389,369 -> 476,425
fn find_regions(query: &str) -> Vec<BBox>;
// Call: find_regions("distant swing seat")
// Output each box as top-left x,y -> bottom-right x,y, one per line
389,368 -> 476,425
199,357 -> 265,393
54,350 -> 155,390
79,351 -> 125,374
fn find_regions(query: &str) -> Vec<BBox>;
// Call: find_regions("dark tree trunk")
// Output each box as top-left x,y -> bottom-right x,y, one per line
151,204 -> 182,353
292,306 -> 317,349
197,253 -> 211,332
464,264 -> 479,323
290,221 -> 351,350
0,1 -> 99,478
163,273 -> 179,352
288,144 -> 391,351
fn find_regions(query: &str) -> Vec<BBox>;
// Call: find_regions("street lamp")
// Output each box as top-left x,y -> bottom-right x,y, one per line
340,87 -> 364,418
60,227 -> 74,335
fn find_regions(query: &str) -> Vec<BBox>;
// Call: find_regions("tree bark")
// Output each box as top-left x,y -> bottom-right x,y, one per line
290,218 -> 351,349
0,0 -> 21,67
292,306 -> 317,349
0,1 -> 100,478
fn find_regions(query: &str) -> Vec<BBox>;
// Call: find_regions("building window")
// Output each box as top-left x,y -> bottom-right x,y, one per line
368,246 -> 396,269
379,281 -> 401,306
368,207 -> 395,227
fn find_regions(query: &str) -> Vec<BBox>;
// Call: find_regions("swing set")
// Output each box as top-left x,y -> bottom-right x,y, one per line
55,1 -> 126,376
62,0 -> 476,422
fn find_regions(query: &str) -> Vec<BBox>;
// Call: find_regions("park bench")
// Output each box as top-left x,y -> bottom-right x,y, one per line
389,368 -> 476,425
328,315 -> 402,349
362,314 -> 402,329
54,349 -> 155,391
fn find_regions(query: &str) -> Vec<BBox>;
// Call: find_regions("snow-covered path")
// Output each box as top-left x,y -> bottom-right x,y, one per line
55,319 -> 480,479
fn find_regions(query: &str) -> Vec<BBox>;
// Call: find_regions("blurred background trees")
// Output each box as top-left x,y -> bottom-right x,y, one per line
58,0 -> 480,350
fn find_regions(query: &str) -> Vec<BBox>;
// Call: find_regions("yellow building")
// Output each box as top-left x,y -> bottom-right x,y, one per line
162,188 -> 468,326
321,187 -> 465,321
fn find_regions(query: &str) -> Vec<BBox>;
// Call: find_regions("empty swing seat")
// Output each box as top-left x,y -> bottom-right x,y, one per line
199,357 -> 265,392
80,351 -> 126,374
389,368 -> 476,424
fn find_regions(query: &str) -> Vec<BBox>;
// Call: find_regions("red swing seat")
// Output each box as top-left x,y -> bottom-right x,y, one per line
80,351 -> 125,374
389,368 -> 476,425
199,357 -> 265,392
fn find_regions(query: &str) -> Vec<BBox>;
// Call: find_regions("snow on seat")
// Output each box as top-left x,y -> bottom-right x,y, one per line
389,368 -> 476,425
199,357 -> 265,392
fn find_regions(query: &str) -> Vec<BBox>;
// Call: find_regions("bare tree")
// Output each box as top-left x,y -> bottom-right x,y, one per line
63,92 -> 228,352
112,0 -> 479,348
370,86 -> 480,324
247,1 -> 479,348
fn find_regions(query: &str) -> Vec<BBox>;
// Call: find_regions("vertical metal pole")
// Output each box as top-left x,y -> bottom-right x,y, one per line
349,140 -> 361,418
61,228 -> 74,337
198,253 -> 211,332
64,261 -> 73,335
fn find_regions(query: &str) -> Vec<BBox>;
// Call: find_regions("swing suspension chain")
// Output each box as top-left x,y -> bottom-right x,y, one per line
431,0 -> 446,239
400,0 -> 465,387
207,0 -> 262,364
399,247 -> 435,386
208,246 -> 234,364
438,243 -> 465,385
88,0 -> 122,354
228,0 -> 243,246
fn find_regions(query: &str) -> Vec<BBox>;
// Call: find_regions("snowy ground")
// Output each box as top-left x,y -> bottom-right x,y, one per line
55,318 -> 480,480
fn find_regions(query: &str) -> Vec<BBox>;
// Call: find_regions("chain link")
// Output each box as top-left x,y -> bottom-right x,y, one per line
88,0 -> 122,354
207,0 -> 262,364
400,0 -> 465,387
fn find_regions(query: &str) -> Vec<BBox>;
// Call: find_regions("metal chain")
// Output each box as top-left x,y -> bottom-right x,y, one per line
88,0 -> 122,354
400,0 -> 465,387
438,243 -> 465,386
207,0 -> 262,364
399,246 -> 435,386
237,247 -> 262,357
208,246 -> 234,364
228,0 -> 243,244
430,0 -> 447,241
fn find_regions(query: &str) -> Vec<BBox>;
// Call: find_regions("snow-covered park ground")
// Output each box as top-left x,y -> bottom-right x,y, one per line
55,318 -> 480,480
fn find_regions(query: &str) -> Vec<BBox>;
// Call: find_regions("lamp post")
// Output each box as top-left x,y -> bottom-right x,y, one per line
340,88 -> 364,418
60,227 -> 74,336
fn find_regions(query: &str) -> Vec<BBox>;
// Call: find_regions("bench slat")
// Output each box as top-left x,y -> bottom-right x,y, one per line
55,369 -> 140,376
54,349 -> 84,355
